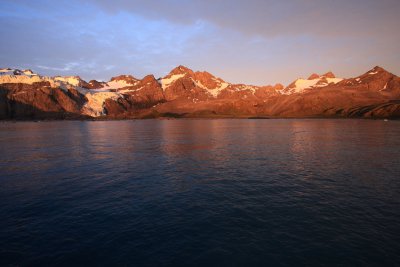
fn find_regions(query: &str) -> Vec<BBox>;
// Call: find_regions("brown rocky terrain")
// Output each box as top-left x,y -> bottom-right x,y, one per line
0,65 -> 399,119
83,80 -> 107,89
0,82 -> 89,119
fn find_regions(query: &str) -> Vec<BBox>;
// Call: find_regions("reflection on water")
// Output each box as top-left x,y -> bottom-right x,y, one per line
0,119 -> 400,266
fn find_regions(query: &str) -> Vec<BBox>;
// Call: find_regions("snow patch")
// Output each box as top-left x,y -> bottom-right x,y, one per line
380,83 -> 388,91
207,80 -> 229,97
54,76 -> 81,87
0,68 -> 12,72
103,80 -> 136,90
280,76 -> 343,95
0,75 -> 44,84
189,78 -> 228,97
160,74 -> 186,90
119,86 -> 144,93
22,70 -> 38,76
82,91 -> 121,117
235,85 -> 258,93
326,78 -> 343,84
192,79 -> 208,90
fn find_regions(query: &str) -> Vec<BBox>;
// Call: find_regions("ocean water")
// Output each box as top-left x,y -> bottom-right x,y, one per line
0,119 -> 399,266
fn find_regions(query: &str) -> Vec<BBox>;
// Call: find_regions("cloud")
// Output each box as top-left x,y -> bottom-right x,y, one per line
0,0 -> 213,80
88,0 -> 400,38
0,0 -> 399,85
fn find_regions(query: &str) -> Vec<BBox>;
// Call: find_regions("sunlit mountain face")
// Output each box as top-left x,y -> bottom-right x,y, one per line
1,65 -> 399,119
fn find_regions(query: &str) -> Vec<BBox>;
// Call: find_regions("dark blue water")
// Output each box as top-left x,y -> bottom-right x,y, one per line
0,119 -> 400,266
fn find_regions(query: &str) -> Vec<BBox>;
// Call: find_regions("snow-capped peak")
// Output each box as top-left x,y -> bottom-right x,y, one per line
280,72 -> 342,95
0,68 -> 39,77
101,75 -> 140,90
0,68 -> 44,84
53,76 -> 83,87
365,66 -> 388,76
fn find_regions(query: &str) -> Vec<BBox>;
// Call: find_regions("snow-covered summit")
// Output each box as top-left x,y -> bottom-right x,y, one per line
0,68 -> 44,84
280,72 -> 343,95
0,68 -> 39,77
157,66 -> 230,97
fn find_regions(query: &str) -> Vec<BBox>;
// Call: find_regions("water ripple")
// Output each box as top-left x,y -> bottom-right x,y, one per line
0,119 -> 400,266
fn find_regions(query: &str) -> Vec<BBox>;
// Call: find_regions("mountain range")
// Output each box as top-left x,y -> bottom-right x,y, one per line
0,65 -> 399,119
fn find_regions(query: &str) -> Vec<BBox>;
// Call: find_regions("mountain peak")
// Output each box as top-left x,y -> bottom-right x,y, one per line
362,66 -> 391,77
169,65 -> 194,75
322,71 -> 336,78
307,73 -> 320,80
110,75 -> 139,83
0,68 -> 39,76
142,74 -> 158,84
307,72 -> 336,80
372,66 -> 385,71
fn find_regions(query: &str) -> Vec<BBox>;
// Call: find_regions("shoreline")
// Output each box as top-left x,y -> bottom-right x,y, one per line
1,116 -> 398,122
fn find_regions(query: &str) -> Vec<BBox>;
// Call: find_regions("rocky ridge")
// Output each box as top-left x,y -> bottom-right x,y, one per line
0,65 -> 399,119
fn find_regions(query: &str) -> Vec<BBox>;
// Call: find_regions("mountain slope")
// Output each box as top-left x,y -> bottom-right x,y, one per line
0,66 -> 399,119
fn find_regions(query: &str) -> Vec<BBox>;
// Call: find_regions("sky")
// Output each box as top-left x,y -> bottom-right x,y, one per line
0,0 -> 399,85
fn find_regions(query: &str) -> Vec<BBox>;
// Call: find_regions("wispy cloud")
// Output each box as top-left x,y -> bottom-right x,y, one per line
37,62 -> 81,72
